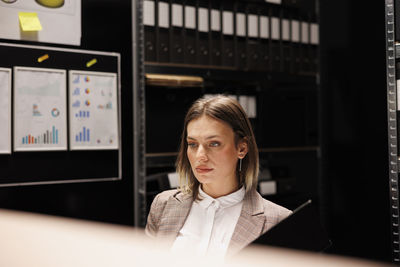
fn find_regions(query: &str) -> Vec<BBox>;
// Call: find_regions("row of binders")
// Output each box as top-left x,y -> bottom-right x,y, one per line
143,0 -> 319,73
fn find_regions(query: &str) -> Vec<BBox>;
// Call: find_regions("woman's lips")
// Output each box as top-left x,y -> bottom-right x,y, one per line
195,167 -> 213,173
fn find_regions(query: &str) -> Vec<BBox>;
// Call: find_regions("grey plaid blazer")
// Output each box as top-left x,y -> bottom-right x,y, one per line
145,188 -> 291,256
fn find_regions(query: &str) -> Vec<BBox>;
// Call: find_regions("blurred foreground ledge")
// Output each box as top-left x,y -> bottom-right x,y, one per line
0,209 -> 393,267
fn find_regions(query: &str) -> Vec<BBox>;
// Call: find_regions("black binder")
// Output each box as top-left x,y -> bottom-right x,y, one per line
251,200 -> 332,252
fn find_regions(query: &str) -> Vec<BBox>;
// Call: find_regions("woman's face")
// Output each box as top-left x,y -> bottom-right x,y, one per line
186,115 -> 246,194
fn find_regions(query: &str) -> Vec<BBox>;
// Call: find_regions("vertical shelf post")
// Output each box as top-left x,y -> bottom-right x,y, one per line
385,0 -> 400,262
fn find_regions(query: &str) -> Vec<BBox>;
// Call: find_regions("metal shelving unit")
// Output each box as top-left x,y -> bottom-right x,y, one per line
139,0 -> 320,225
385,0 -> 400,263
133,0 -> 147,227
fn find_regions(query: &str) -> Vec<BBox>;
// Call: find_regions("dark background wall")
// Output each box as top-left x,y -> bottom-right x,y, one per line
320,0 -> 391,262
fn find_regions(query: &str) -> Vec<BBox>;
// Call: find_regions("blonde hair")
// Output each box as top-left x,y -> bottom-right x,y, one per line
176,95 -> 259,199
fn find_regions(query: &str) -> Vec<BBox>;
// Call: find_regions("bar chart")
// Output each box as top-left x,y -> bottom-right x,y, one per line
75,126 -> 90,142
21,126 -> 59,145
75,110 -> 90,118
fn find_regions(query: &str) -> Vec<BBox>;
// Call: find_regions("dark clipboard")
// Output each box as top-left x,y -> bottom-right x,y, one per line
251,200 -> 332,252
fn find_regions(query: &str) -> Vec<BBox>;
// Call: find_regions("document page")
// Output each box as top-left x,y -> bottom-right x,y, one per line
14,67 -> 67,151
0,68 -> 11,154
69,70 -> 119,150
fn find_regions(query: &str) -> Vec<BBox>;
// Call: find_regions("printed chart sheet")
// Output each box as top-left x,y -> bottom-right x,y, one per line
0,68 -> 11,154
14,67 -> 67,151
69,70 -> 119,150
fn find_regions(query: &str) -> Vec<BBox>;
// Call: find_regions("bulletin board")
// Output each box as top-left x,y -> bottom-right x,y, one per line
0,42 -> 121,186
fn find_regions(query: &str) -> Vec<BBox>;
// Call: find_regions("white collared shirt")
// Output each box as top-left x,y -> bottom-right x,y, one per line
171,185 -> 245,258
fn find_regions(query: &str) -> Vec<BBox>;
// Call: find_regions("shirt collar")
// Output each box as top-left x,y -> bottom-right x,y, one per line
198,185 -> 245,210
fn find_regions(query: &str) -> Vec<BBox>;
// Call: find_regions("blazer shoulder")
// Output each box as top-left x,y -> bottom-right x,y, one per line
145,189 -> 181,237
253,191 -> 291,223
256,196 -> 291,234
154,189 -> 181,203
261,198 -> 292,220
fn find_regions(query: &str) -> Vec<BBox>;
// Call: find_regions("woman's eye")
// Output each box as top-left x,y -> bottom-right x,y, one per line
187,143 -> 197,148
209,142 -> 220,147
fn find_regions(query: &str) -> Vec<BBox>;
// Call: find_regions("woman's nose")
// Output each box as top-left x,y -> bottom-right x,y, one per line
196,145 -> 208,161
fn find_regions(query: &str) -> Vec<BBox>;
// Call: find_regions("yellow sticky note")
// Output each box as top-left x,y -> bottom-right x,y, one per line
19,12 -> 42,32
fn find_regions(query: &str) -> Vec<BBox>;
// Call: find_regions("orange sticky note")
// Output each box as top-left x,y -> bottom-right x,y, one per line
18,12 -> 42,32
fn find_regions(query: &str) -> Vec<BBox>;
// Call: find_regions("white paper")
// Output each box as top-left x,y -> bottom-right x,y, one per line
247,96 -> 257,118
185,6 -> 195,29
198,8 -> 208,32
265,0 -> 282,4
271,17 -> 279,40
248,14 -> 258,38
239,96 -> 249,117
260,16 -> 269,38
167,172 -> 179,188
172,4 -> 183,27
291,20 -> 300,42
236,13 -> 245,37
69,71 -> 119,150
239,95 -> 257,119
14,67 -> 67,151
0,68 -> 11,154
158,1 -> 169,28
211,9 -> 221,31
222,11 -> 233,35
0,0 -> 81,46
259,180 -> 277,195
282,19 -> 290,41
301,21 -> 309,43
311,23 -> 319,45
143,0 -> 155,26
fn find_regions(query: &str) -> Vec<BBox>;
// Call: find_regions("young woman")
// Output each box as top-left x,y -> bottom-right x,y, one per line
145,95 -> 291,258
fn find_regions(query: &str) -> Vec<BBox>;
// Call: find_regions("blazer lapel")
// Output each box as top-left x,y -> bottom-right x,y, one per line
157,191 -> 193,243
227,190 -> 265,256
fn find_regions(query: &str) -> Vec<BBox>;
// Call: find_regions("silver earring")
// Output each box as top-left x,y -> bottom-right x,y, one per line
239,158 -> 242,172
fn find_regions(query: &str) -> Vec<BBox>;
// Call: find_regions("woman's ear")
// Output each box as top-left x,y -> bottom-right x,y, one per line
238,139 -> 248,158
